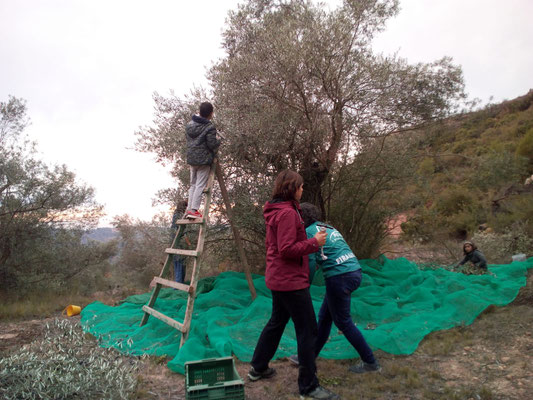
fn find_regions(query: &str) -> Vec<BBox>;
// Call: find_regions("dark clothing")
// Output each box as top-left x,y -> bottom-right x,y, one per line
458,249 -> 487,269
250,288 -> 319,395
263,200 -> 319,291
316,270 -> 375,363
251,199 -> 322,395
171,207 -> 187,283
173,257 -> 186,283
185,115 -> 220,166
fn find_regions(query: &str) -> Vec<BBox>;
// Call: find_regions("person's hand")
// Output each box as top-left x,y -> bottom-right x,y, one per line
313,230 -> 327,247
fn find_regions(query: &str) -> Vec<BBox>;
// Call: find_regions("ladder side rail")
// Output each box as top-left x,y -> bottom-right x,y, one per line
179,161 -> 217,346
215,162 -> 257,300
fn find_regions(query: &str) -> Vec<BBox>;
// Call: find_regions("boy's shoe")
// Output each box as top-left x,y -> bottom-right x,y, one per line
185,210 -> 203,219
300,385 -> 340,400
348,360 -> 382,373
247,366 -> 276,381
288,354 -> 299,366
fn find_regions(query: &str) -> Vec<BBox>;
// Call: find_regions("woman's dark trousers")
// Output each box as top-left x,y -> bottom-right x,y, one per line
250,288 -> 319,395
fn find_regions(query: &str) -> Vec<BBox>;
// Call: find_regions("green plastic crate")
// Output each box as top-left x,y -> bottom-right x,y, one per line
185,356 -> 245,400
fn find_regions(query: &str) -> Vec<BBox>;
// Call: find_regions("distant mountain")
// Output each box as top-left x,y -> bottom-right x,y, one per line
83,227 -> 119,243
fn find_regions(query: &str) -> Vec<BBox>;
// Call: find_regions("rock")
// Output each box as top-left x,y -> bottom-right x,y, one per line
501,356 -> 511,363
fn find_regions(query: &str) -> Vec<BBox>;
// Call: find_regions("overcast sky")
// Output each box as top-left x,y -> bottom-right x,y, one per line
1,0 -> 532,227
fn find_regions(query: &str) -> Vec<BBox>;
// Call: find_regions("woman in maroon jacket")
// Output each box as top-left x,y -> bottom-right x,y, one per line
248,170 -> 338,400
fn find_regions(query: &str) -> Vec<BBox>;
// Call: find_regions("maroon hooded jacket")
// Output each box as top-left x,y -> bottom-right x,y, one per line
263,199 -> 320,291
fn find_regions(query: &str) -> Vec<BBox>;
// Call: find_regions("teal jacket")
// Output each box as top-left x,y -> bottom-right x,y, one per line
306,221 -> 361,281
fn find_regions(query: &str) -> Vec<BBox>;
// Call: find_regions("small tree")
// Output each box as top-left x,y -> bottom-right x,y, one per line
0,96 -> 109,294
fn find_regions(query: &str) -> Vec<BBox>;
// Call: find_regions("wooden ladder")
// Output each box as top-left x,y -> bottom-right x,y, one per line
139,160 -> 217,347
139,159 -> 257,348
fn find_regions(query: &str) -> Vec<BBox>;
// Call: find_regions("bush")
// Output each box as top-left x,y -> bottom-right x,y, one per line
417,157 -> 435,176
488,193 -> 533,235
516,126 -> 533,171
433,188 -> 475,217
471,222 -> 533,264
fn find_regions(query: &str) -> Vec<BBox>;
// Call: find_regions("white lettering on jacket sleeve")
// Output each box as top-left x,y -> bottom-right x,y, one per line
335,252 -> 355,265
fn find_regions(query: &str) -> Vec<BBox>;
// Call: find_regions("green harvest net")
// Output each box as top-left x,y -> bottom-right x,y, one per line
81,257 -> 533,374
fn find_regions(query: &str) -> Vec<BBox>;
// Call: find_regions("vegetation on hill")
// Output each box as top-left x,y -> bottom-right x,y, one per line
398,90 -> 533,262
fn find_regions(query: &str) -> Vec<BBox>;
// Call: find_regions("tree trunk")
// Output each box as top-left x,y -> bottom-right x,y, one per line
299,162 -> 329,218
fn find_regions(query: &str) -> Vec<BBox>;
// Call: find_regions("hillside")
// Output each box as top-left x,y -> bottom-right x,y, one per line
82,227 -> 119,243
397,90 -> 533,261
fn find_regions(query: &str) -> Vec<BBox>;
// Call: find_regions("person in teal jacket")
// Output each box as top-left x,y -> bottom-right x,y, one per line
289,202 -> 381,374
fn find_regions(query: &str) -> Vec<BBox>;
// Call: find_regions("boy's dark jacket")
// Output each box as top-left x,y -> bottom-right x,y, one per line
186,115 -> 221,166
458,249 -> 487,269
263,200 -> 319,291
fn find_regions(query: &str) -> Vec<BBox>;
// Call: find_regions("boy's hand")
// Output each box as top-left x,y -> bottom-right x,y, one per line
314,230 -> 327,247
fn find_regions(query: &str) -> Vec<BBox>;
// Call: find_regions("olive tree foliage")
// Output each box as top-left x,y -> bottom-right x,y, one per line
136,0 -> 466,260
211,0 -> 465,209
0,96 -> 111,294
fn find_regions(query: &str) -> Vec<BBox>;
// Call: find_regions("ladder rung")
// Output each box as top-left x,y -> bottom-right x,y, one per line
142,305 -> 186,332
166,248 -> 198,257
151,277 -> 193,294
174,218 -> 204,225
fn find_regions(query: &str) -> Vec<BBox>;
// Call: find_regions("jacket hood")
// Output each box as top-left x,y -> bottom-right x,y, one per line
263,200 -> 302,225
187,115 -> 212,139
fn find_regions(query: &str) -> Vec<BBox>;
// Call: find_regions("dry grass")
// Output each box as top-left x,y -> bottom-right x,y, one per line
0,292 -> 94,321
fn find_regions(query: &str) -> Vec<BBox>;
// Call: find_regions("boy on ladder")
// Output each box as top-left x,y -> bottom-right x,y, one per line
185,102 -> 221,219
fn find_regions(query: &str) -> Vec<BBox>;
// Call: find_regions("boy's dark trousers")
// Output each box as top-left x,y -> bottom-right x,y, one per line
250,288 -> 319,395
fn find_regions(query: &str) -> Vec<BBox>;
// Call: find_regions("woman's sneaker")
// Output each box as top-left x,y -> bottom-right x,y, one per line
300,385 -> 340,400
247,366 -> 276,381
348,360 -> 381,373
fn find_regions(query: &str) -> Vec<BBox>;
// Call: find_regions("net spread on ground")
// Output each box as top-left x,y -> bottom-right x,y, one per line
81,257 -> 533,374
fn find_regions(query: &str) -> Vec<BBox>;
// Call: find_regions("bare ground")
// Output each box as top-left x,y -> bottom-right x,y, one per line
1,271 -> 532,400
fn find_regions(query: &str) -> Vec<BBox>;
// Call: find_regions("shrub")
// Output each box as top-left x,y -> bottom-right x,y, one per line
434,188 -> 475,217
516,126 -> 533,170
417,157 -> 435,176
471,222 -> 533,264
488,193 -> 533,235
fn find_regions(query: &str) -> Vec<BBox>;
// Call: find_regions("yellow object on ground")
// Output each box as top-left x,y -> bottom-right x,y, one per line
66,305 -> 81,317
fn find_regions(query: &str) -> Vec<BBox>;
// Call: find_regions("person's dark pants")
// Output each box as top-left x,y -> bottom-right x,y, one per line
173,256 -> 186,283
315,269 -> 375,364
251,288 -> 319,395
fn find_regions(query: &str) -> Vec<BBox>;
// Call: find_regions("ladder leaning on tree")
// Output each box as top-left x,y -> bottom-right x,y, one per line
139,158 -> 257,347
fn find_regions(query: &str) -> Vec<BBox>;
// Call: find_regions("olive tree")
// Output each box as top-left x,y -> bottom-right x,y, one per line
210,0 -> 465,212
135,0 -> 467,260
